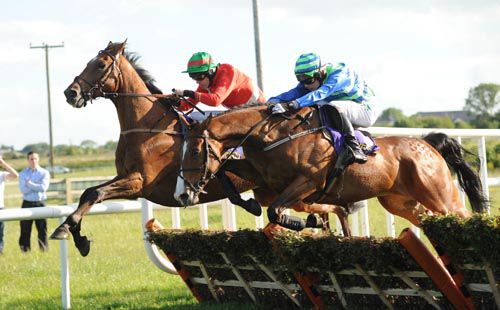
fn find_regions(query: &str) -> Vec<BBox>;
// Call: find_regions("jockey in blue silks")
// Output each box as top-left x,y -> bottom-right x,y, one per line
268,53 -> 380,163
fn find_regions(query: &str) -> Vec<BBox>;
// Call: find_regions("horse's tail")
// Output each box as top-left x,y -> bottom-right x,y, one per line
423,132 -> 489,213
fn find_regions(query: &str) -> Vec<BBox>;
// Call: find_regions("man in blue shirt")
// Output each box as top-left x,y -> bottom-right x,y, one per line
269,53 -> 380,163
18,151 -> 50,252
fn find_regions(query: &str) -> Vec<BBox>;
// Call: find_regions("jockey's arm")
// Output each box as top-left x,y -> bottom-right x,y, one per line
295,72 -> 350,108
267,84 -> 308,103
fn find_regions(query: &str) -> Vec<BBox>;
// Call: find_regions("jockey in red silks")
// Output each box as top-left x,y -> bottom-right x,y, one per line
173,52 -> 265,113
173,52 -> 265,216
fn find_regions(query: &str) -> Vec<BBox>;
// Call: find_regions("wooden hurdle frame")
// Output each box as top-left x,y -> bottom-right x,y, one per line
147,225 -> 499,309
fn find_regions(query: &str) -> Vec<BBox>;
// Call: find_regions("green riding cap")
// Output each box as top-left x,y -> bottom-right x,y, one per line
182,52 -> 218,73
294,53 -> 321,77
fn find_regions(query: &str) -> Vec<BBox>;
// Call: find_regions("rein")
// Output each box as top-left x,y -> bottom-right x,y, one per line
120,128 -> 184,136
213,113 -> 273,175
180,113 -> 273,195
262,125 -> 325,152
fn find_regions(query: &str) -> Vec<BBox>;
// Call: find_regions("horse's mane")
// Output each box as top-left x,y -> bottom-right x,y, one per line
124,51 -> 164,95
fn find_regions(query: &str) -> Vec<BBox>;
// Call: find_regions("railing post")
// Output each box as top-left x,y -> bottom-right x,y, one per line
171,207 -> 181,229
140,199 -> 177,274
478,136 -> 490,214
351,211 -> 359,236
361,201 -> 370,237
59,217 -> 70,310
199,204 -> 208,230
456,137 -> 466,207
386,211 -> 395,238
65,178 -> 72,205
221,199 -> 236,231
255,214 -> 264,229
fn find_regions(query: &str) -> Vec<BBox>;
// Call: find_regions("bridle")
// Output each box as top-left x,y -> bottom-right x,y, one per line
73,49 -> 121,105
179,113 -> 272,196
179,133 -> 222,196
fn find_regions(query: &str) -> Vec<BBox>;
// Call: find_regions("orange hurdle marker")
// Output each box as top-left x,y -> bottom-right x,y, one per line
430,238 -> 474,309
399,228 -> 474,310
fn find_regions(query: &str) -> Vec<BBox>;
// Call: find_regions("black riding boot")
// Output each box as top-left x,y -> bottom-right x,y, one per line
340,112 -> 367,164
216,170 -> 262,216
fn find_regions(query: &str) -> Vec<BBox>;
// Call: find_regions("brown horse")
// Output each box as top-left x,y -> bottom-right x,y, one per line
176,104 -> 489,231
53,41 -> 349,256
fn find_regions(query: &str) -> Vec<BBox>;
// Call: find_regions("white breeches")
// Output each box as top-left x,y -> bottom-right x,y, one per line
318,97 -> 380,128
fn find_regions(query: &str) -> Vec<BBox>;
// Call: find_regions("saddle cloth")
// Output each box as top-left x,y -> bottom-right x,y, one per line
319,107 -> 379,156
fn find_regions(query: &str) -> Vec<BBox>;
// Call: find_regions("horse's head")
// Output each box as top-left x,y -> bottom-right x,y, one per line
175,119 -> 224,206
64,40 -> 127,108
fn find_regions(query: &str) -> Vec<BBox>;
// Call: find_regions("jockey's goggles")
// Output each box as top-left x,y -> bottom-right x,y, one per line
296,74 -> 316,85
189,72 -> 208,81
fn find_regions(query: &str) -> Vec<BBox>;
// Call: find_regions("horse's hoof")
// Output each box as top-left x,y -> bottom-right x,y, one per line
50,226 -> 70,240
306,213 -> 324,228
75,236 -> 91,257
243,198 -> 262,216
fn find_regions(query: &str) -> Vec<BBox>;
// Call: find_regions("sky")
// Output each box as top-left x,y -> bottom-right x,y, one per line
1,0 -> 499,150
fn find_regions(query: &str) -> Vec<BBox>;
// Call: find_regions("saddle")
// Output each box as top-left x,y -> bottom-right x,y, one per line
319,105 -> 378,157
305,106 -> 379,204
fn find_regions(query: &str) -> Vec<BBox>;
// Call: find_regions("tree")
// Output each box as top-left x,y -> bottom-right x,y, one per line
22,142 -> 50,155
377,108 -> 407,126
464,83 -> 500,128
103,140 -> 118,152
80,140 -> 98,149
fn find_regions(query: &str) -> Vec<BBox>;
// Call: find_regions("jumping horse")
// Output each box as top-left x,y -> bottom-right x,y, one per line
53,41 -> 349,256
176,104 -> 489,231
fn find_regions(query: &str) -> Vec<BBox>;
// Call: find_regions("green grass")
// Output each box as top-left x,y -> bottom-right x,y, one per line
1,164 -> 499,309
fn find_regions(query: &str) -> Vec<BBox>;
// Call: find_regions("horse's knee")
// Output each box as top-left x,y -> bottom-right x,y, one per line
79,187 -> 102,204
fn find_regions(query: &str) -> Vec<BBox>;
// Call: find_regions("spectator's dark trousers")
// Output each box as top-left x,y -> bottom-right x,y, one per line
19,200 -> 48,252
0,219 -> 4,252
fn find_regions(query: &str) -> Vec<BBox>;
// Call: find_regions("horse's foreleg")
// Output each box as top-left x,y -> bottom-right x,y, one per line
50,174 -> 143,257
267,175 -> 318,231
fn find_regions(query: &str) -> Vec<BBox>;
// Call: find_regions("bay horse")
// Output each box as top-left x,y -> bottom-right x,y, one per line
53,41 -> 349,256
176,104 -> 489,231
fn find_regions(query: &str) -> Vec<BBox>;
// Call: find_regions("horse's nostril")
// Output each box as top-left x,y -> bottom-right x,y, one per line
179,193 -> 189,202
64,88 -> 77,99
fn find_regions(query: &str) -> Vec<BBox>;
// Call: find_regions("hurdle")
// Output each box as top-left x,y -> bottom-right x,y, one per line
147,214 -> 499,309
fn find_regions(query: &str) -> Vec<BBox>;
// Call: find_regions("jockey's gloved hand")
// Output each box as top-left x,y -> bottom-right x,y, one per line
270,101 -> 299,114
287,100 -> 299,111
161,95 -> 181,108
270,102 -> 288,114
172,88 -> 196,99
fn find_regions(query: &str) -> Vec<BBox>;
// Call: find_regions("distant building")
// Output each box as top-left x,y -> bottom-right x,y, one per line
415,110 -> 474,123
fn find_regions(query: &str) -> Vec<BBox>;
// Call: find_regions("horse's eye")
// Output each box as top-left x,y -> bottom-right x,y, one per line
193,149 -> 200,156
97,61 -> 106,69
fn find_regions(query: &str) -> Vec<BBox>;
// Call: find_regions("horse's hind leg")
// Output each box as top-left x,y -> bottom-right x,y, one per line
378,195 -> 425,226
50,173 -> 143,256
410,183 -> 470,218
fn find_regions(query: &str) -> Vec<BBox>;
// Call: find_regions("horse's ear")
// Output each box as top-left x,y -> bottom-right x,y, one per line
115,40 -> 127,55
106,40 -> 127,57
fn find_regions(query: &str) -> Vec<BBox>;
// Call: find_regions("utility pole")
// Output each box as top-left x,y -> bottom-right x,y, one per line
252,0 -> 264,92
30,42 -> 64,177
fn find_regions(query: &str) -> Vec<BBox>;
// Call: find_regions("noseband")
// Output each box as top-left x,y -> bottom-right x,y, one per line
179,133 -> 222,196
73,50 -> 121,105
